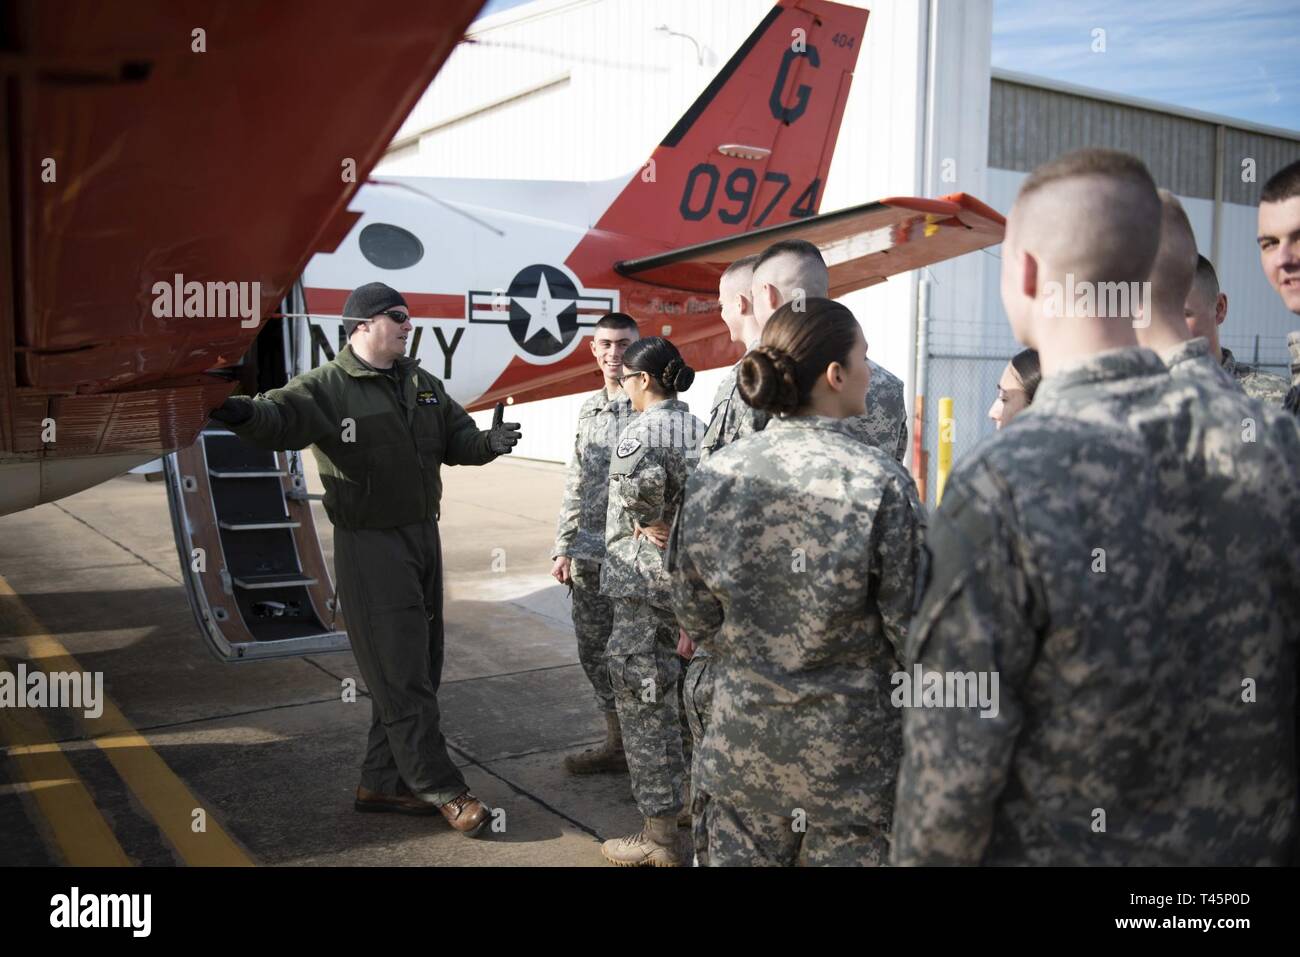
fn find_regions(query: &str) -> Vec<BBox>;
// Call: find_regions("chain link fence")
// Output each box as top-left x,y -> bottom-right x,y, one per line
918,331 -> 1294,507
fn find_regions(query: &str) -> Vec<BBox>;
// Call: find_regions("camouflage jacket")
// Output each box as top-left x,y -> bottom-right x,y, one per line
600,398 -> 704,608
552,387 -> 634,562
699,357 -> 909,463
1161,336 -> 1243,393
698,361 -> 768,461
670,415 -> 925,822
847,359 -> 910,461
1221,347 -> 1290,405
892,347 -> 1300,866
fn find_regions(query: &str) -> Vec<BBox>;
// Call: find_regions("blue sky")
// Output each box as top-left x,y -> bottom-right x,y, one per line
992,0 -> 1300,131
478,0 -> 1300,132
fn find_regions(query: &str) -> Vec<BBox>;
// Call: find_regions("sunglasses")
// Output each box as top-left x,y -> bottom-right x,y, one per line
617,370 -> 646,383
365,309 -> 410,324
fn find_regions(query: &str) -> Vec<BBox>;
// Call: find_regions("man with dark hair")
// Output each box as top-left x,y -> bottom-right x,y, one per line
551,312 -> 640,774
1185,254 -> 1290,403
894,148 -> 1300,866
210,281 -> 522,836
1257,158 -> 1300,413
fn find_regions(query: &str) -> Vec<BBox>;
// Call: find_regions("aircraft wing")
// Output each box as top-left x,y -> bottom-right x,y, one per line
614,193 -> 1005,296
1,0 -> 484,515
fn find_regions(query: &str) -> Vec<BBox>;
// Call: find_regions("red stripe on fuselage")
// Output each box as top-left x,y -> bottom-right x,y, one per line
305,287 -> 465,319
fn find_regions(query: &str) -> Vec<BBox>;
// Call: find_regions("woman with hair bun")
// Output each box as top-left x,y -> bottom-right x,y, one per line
599,336 -> 706,867
669,298 -> 924,867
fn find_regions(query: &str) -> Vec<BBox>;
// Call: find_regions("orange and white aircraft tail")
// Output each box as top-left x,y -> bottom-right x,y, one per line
301,0 -> 1002,410
592,0 -> 867,248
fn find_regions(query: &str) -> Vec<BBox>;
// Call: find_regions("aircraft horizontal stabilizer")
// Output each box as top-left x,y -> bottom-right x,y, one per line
613,193 -> 1005,297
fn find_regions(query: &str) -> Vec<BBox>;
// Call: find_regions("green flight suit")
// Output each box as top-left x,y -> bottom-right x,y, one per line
226,343 -> 497,804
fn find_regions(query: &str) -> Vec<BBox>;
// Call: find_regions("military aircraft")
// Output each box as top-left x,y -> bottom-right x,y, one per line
0,0 -> 1003,662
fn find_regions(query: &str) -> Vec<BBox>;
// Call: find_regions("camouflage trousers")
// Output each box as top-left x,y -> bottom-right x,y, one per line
570,559 -> 615,713
703,797 -> 890,867
606,598 -> 686,818
682,651 -> 714,862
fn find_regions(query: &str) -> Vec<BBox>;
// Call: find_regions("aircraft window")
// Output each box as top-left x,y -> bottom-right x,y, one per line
358,223 -> 424,270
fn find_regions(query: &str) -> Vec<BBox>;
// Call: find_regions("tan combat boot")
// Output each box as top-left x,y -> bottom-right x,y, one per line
564,711 -> 628,774
601,815 -> 685,867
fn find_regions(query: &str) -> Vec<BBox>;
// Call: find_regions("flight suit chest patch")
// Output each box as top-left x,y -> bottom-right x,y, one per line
416,390 -> 439,406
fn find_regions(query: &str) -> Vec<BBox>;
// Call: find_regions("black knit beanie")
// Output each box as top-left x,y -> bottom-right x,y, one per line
341,282 -> 409,337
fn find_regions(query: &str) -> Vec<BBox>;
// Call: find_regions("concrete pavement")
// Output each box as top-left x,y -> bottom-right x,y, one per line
0,454 -> 646,866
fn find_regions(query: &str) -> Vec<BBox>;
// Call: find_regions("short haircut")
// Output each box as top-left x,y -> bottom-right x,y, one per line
754,239 -> 825,277
1018,147 -> 1158,203
752,239 -> 829,300
722,254 -> 760,282
594,312 -> 638,333
1192,254 -> 1220,299
1150,189 -> 1199,313
1011,148 -> 1162,288
1261,158 -> 1300,204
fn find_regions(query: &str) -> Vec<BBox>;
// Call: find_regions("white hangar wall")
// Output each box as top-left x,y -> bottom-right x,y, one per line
377,0 -> 994,472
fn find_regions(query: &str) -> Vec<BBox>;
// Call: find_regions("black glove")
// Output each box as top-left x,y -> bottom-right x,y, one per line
210,397 -> 252,426
487,421 -> 522,455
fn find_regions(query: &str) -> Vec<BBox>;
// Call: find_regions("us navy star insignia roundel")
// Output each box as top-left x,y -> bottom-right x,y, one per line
616,437 -> 642,458
467,265 -> 618,363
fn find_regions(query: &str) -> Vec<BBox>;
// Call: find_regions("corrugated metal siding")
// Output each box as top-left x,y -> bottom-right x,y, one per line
990,79 -> 1217,198
1223,128 -> 1300,205
983,75 -> 1298,375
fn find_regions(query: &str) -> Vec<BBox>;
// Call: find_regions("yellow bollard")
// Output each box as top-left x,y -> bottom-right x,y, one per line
936,397 -> 954,505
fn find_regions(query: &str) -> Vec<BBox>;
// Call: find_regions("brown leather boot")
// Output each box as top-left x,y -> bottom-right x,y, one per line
564,711 -> 628,775
354,782 -> 438,816
439,791 -> 490,837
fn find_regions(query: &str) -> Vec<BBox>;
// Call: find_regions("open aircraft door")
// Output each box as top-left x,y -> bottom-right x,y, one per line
164,283 -> 349,662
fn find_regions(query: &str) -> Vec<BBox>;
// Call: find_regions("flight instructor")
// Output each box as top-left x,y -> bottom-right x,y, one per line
209,281 -> 522,837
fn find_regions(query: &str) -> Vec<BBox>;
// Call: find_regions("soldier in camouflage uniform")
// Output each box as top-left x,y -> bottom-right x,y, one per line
1140,191 -> 1242,392
699,254 -> 767,459
1187,253 -> 1292,402
598,337 -> 704,867
1255,160 -> 1300,415
672,299 -> 924,867
551,314 -> 639,775
1221,347 -> 1290,403
683,243 -> 913,863
678,255 -> 760,862
986,348 -> 1041,430
893,149 -> 1300,867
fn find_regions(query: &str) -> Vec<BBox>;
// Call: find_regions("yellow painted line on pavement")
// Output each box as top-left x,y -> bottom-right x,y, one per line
0,651 -> 131,866
0,575 -> 254,866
